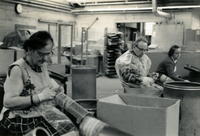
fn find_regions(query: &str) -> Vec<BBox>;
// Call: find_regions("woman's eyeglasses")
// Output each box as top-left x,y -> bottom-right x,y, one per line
136,46 -> 149,52
36,49 -> 54,58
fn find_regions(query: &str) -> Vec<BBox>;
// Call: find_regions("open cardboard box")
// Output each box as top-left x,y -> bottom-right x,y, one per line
97,94 -> 180,136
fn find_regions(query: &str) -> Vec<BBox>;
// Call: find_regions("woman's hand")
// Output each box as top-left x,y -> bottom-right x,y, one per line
38,87 -> 59,102
142,77 -> 155,85
58,86 -> 64,93
184,80 -> 190,82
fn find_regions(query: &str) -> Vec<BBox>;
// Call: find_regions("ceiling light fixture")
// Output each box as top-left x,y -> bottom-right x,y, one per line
87,7 -> 152,11
86,5 -> 200,12
160,5 -> 200,9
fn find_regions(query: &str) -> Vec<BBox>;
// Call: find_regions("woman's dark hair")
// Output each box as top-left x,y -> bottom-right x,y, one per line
23,31 -> 54,52
168,45 -> 180,57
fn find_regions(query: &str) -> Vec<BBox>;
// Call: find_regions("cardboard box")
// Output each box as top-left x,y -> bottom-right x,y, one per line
0,48 -> 15,74
9,47 -> 25,61
0,47 -> 25,74
48,64 -> 66,74
97,94 -> 180,136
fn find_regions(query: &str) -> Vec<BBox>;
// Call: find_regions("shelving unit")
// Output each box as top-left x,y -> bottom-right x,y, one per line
103,28 -> 122,76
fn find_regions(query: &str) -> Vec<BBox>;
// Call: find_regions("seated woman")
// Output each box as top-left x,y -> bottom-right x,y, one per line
0,31 -> 132,136
0,31 -> 78,136
156,45 -> 189,83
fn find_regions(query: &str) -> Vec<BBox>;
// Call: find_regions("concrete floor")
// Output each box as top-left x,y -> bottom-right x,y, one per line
66,74 -> 124,100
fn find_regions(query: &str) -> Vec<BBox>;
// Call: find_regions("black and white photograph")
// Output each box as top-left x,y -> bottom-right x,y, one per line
0,0 -> 200,136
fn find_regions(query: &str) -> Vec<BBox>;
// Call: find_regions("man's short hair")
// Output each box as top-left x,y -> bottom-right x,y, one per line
132,37 -> 148,48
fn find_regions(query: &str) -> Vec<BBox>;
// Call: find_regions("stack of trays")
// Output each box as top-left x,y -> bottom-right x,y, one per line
104,33 -> 122,75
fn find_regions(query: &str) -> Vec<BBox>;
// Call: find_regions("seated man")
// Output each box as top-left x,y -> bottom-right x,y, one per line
115,37 -> 163,97
156,45 -> 190,83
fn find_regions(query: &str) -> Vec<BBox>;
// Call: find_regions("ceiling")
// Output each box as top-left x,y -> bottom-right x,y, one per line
2,0 -> 200,15
70,0 -> 200,14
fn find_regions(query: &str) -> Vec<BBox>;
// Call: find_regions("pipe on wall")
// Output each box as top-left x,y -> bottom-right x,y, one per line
35,0 -> 72,9
2,0 -> 72,13
28,0 -> 72,11
152,0 -> 173,20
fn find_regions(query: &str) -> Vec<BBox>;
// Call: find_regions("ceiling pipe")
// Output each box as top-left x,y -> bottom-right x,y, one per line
41,0 -> 72,7
152,0 -> 173,20
29,1 -> 71,11
23,0 -> 72,11
2,0 -> 72,13
32,0 -> 73,9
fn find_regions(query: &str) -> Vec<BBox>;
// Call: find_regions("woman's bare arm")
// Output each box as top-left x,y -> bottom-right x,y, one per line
4,66 -> 32,110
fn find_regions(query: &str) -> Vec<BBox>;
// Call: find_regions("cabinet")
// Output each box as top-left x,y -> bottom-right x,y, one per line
103,29 -> 122,76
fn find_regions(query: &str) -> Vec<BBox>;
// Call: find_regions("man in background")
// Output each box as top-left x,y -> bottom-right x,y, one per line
115,36 -> 163,97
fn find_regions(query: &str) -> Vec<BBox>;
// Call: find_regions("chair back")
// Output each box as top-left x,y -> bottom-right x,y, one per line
0,79 -> 5,112
0,74 -> 6,113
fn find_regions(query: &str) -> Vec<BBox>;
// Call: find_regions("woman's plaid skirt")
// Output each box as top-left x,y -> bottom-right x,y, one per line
0,110 -> 60,136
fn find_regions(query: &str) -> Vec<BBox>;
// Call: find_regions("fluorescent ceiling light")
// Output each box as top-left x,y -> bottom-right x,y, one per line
160,5 -> 200,9
87,5 -> 200,11
87,7 -> 152,11
67,0 -> 84,1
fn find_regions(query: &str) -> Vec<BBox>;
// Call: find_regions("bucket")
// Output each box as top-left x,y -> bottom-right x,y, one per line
72,65 -> 96,100
189,71 -> 200,82
163,81 -> 200,136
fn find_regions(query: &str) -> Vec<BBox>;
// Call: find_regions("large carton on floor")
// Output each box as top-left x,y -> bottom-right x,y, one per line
97,94 -> 180,136
0,48 -> 15,74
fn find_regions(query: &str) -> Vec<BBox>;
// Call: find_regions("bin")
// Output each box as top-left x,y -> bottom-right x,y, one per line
163,81 -> 200,136
72,66 -> 96,100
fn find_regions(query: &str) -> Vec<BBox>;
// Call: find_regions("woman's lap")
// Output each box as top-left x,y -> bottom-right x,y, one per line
0,113 -> 60,136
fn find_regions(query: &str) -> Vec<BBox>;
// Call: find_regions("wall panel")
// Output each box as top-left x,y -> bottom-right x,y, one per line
151,24 -> 184,51
0,1 -> 75,42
